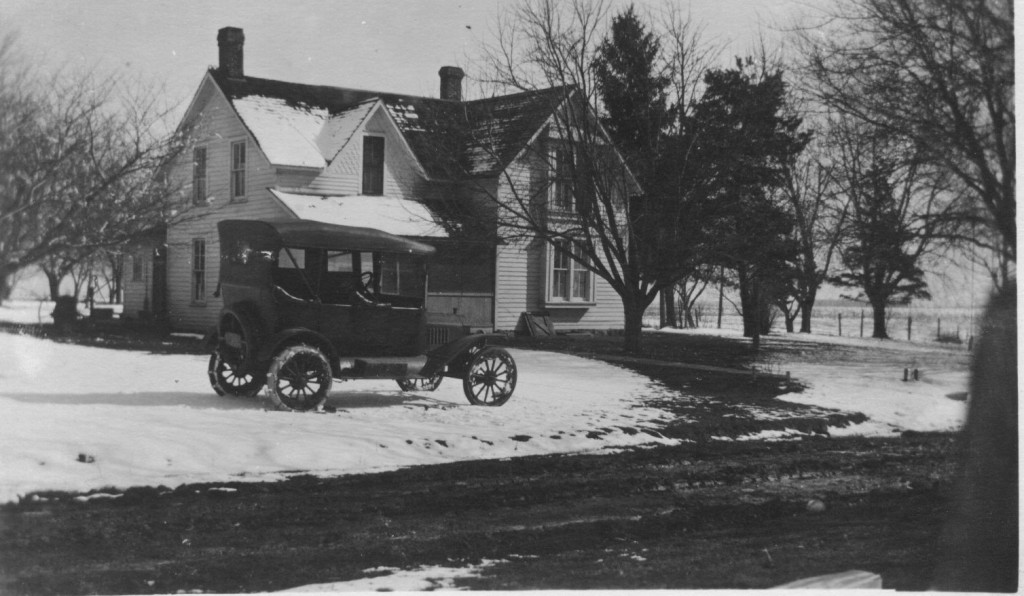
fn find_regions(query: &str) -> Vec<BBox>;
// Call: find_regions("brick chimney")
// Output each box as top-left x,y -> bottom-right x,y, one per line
438,66 -> 465,101
217,27 -> 245,79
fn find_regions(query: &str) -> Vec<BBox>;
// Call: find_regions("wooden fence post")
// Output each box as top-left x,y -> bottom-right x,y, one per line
860,310 -> 865,337
937,318 -> 942,340
907,316 -> 912,341
716,271 -> 724,330
838,313 -> 843,336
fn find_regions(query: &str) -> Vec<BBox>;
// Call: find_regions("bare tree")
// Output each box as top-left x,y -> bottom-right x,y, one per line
774,135 -> 847,333
829,116 -> 960,338
798,0 -> 1014,288
0,33 -> 189,302
673,264 -> 717,328
95,248 -> 126,304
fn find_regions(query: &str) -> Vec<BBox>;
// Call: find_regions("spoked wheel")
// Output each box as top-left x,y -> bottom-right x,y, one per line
266,344 -> 333,411
396,375 -> 443,392
208,351 -> 264,397
463,347 -> 517,406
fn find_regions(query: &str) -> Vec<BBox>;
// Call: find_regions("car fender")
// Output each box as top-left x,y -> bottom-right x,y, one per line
257,328 -> 339,372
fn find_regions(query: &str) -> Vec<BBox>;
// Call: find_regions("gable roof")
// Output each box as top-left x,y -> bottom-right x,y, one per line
209,68 -> 571,178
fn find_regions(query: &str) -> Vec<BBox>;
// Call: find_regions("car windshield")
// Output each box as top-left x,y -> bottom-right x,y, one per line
379,253 -> 425,299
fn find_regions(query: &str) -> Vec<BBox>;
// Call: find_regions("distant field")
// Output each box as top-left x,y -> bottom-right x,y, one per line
647,302 -> 983,347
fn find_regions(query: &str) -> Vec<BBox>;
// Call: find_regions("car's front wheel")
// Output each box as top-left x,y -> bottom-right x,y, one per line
266,344 -> 332,411
463,347 -> 517,406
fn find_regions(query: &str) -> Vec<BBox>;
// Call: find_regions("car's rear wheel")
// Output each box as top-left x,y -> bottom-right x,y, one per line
397,375 -> 443,392
208,351 -> 264,397
266,344 -> 332,411
217,308 -> 261,373
463,347 -> 517,406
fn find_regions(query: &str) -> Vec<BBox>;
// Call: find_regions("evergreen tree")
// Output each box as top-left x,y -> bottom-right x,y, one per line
593,5 -> 671,192
593,6 -> 712,329
691,61 -> 810,342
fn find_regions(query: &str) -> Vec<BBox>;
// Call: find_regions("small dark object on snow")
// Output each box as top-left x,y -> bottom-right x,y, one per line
52,296 -> 79,332
77,453 -> 95,464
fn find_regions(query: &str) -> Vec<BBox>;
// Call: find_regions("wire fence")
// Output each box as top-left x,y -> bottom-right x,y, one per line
647,303 -> 983,348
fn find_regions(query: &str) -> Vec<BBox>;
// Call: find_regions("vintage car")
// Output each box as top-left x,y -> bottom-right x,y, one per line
206,219 -> 516,411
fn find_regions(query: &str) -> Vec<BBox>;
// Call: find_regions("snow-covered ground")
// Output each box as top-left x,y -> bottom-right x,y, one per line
657,326 -> 970,437
0,330 -> 680,504
0,301 -> 969,507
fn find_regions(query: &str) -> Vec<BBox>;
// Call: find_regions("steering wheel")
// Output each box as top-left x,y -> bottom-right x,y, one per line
352,270 -> 379,305
359,271 -> 376,294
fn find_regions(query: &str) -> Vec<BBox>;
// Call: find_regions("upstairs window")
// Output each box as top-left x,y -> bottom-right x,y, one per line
548,240 -> 592,303
550,144 -> 574,213
192,147 -> 207,204
362,136 -> 385,195
230,140 -> 246,199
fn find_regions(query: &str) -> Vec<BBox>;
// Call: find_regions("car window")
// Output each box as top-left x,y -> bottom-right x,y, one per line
274,247 -> 316,300
278,247 -> 306,269
326,251 -> 356,272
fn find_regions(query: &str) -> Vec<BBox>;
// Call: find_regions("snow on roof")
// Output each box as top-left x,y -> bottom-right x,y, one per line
271,190 -> 447,238
316,100 -> 378,162
213,71 -> 574,179
233,95 -> 328,168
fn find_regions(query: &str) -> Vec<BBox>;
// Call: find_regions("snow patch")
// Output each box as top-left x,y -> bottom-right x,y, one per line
282,560 -> 500,592
0,333 -> 677,503
271,190 -> 447,238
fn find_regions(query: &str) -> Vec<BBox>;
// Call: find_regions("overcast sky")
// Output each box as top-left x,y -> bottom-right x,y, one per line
4,0 -> 818,104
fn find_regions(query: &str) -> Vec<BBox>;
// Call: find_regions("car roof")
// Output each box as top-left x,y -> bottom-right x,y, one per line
218,219 -> 436,256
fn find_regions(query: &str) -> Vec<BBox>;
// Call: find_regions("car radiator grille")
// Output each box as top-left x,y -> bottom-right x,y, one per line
427,325 -> 450,347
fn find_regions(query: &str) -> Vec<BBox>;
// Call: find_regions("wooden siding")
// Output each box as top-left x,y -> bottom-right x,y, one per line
492,140 -> 624,332
306,108 -> 429,200
425,294 -> 493,329
165,87 -> 290,332
275,167 -> 319,190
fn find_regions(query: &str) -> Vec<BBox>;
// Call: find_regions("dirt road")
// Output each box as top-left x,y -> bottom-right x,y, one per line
0,432 -> 960,593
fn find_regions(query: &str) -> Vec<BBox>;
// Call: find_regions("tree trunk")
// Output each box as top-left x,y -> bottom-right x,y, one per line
663,287 -> 677,329
740,269 -> 773,337
737,266 -> 757,338
622,297 -> 646,353
871,299 -> 889,339
799,294 -> 816,333
783,310 -> 795,333
44,270 -> 62,301
0,272 -> 13,303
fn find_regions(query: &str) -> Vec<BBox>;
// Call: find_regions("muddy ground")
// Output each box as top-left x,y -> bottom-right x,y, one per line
0,328 -> 970,593
0,433 -> 961,593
